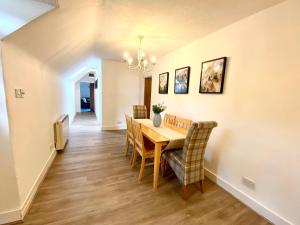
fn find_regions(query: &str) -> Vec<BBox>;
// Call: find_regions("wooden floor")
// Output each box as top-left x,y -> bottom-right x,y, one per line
17,113 -> 270,225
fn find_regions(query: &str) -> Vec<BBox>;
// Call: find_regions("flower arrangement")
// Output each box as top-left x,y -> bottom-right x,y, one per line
152,103 -> 166,114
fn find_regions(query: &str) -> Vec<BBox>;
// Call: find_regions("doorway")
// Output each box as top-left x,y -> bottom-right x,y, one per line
80,82 -> 95,112
144,77 -> 152,118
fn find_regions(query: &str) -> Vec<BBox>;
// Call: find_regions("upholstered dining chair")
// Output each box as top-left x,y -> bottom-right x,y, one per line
162,121 -> 218,199
131,120 -> 155,181
133,105 -> 147,119
125,115 -> 134,157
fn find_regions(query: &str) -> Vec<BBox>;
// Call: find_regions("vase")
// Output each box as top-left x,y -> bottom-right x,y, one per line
153,113 -> 162,127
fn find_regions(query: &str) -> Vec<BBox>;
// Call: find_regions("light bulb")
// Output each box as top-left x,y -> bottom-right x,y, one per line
140,51 -> 145,59
127,57 -> 133,65
123,52 -> 129,60
143,60 -> 148,66
150,56 -> 156,64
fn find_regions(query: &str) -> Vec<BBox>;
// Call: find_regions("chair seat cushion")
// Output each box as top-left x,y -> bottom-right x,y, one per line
163,149 -> 204,185
162,149 -> 185,184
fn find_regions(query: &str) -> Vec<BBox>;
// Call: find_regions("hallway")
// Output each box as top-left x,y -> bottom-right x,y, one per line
15,113 -> 270,225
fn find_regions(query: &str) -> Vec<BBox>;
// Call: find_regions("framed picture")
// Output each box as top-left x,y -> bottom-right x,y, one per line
159,72 -> 169,94
199,57 -> 227,94
174,66 -> 190,94
94,79 -> 98,89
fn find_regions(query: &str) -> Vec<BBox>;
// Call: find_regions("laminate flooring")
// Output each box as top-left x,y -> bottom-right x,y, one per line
16,113 -> 270,225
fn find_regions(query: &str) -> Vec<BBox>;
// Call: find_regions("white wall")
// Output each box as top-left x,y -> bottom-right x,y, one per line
93,65 -> 102,124
0,41 -> 21,223
151,1 -> 300,224
62,79 -> 75,123
2,39 -> 65,212
75,81 -> 81,113
102,60 -> 142,129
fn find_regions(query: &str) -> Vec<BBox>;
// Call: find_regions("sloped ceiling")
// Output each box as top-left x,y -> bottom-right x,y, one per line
0,0 -> 55,39
33,0 -> 58,7
2,0 -> 285,76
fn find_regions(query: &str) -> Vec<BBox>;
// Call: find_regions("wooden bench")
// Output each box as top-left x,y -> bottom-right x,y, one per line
163,114 -> 192,134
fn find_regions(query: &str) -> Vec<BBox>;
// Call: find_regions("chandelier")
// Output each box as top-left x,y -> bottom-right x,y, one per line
123,35 -> 156,73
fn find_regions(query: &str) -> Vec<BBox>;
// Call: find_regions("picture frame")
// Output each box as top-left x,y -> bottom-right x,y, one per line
174,66 -> 190,94
159,72 -> 169,94
199,57 -> 227,94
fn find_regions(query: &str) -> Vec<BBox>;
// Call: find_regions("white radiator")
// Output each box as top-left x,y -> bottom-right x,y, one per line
54,114 -> 69,150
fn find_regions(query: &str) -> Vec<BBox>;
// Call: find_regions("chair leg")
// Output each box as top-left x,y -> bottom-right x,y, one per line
195,180 -> 204,193
199,180 -> 204,193
161,159 -> 165,175
138,157 -> 146,181
181,185 -> 189,200
161,159 -> 168,177
131,149 -> 138,168
130,147 -> 134,165
124,135 -> 129,156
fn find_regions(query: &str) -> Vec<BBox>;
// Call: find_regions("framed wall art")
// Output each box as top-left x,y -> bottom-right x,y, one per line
174,66 -> 190,94
159,72 -> 169,94
199,57 -> 227,94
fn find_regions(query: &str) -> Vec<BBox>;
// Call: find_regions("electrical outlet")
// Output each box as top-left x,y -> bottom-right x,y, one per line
242,176 -> 256,190
117,121 -> 122,124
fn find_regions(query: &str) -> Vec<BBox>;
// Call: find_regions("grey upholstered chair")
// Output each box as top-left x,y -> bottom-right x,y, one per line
162,121 -> 217,199
133,105 -> 147,119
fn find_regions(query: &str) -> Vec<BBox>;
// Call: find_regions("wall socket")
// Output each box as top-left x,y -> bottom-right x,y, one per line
242,176 -> 256,190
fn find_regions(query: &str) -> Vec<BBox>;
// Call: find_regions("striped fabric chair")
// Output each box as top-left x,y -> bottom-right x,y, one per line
133,105 -> 147,119
162,121 -> 217,199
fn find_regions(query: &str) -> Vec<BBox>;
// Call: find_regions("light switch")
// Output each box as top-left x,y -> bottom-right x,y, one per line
15,89 -> 25,98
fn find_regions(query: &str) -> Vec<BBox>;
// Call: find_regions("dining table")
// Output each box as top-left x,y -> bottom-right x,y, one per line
134,119 -> 187,191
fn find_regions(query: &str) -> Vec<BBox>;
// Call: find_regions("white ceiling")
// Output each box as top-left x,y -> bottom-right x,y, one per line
0,0 -> 55,39
2,0 -> 285,75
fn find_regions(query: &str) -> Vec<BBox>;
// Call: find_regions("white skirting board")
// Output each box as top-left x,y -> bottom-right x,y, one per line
0,149 -> 56,224
0,209 -> 21,225
204,168 -> 293,225
20,149 -> 57,218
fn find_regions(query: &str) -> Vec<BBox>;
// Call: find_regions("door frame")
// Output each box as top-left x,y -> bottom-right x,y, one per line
144,77 -> 152,118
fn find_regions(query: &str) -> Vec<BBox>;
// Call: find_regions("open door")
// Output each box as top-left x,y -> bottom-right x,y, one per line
144,77 -> 152,118
90,83 -> 95,112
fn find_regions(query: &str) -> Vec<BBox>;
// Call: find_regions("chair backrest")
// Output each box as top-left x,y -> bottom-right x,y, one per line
133,105 -> 147,119
125,115 -> 133,137
163,114 -> 176,128
131,120 -> 144,152
173,116 -> 193,134
182,121 -> 218,164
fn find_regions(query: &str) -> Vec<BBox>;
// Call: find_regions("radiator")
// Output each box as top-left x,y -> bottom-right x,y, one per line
54,114 -> 69,150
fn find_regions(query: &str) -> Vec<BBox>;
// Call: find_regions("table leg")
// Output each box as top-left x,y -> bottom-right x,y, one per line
153,142 -> 163,191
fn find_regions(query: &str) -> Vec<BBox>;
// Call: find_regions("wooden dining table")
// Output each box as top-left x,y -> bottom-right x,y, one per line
134,119 -> 186,191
